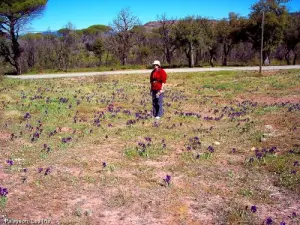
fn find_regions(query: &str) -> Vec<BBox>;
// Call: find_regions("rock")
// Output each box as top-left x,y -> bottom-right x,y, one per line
214,141 -> 220,146
260,137 -> 267,142
263,133 -> 275,138
265,125 -> 274,131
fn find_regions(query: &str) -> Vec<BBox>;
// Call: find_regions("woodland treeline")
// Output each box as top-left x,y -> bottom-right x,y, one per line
0,0 -> 299,74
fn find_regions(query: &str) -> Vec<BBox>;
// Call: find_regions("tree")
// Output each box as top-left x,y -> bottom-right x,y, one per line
215,13 -> 247,66
20,33 -> 43,69
282,12 -> 300,65
86,38 -> 105,66
152,14 -> 177,66
109,8 -> 140,65
57,22 -> 79,71
0,0 -> 48,74
247,0 -> 289,64
173,16 -> 206,68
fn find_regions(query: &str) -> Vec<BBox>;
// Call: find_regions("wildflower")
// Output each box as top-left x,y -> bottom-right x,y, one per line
196,154 -> 200,159
292,212 -> 297,218
294,161 -> 299,167
38,168 -> 43,173
44,167 -> 51,176
24,112 -> 31,119
280,222 -> 286,225
164,175 -> 171,186
232,148 -> 236,153
266,217 -> 273,225
102,162 -> 107,168
0,187 -> 8,197
250,205 -> 257,213
6,159 -> 13,166
207,146 -> 214,153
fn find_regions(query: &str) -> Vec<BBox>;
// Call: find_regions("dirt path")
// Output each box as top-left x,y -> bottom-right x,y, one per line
5,65 -> 300,79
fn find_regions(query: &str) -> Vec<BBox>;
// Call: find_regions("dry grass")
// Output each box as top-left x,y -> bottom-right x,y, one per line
0,70 -> 299,224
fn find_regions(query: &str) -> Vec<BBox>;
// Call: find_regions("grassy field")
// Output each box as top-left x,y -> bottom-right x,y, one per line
0,70 -> 299,224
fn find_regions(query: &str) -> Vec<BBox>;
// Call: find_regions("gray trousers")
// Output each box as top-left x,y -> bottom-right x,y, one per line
151,90 -> 164,117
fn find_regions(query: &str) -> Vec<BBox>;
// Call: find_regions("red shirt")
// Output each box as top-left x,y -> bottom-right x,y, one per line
150,68 -> 167,91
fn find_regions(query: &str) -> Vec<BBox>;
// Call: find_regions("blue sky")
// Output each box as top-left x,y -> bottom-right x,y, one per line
28,0 -> 300,32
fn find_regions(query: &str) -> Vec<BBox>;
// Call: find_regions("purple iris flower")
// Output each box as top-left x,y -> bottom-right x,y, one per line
207,146 -> 214,153
251,205 -> 257,213
266,217 -> 273,225
44,167 -> 51,175
0,187 -> 8,197
164,175 -> 171,186
24,112 -> 31,119
6,159 -> 13,166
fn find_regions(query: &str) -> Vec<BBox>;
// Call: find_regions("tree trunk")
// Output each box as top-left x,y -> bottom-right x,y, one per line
210,56 -> 214,67
263,50 -> 271,65
222,44 -> 228,66
222,55 -> 227,66
285,50 -> 291,65
10,22 -> 22,75
166,48 -> 172,65
293,51 -> 298,65
122,54 -> 127,66
189,42 -> 194,68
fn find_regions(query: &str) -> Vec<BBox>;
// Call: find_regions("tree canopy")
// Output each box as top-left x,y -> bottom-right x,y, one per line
0,0 -> 48,74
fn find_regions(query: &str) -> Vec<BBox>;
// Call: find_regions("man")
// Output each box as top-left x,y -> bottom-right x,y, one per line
150,60 -> 167,119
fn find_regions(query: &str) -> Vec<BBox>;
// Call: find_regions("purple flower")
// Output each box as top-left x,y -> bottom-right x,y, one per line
164,175 -> 171,186
294,161 -> 299,167
0,187 -> 8,197
251,205 -> 257,213
24,112 -> 31,119
196,154 -> 200,159
38,168 -> 43,173
266,217 -> 273,225
291,170 -> 296,174
23,168 -> 27,173
292,212 -> 297,218
44,167 -> 51,175
232,148 -> 236,153
102,162 -> 107,168
280,222 -> 286,225
207,146 -> 214,153
6,159 -> 14,166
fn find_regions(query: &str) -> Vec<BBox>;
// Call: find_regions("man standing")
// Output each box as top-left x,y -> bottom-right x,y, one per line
150,60 -> 167,119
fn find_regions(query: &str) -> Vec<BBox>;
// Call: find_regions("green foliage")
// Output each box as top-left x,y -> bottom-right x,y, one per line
82,24 -> 111,36
247,0 -> 290,61
0,196 -> 7,208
